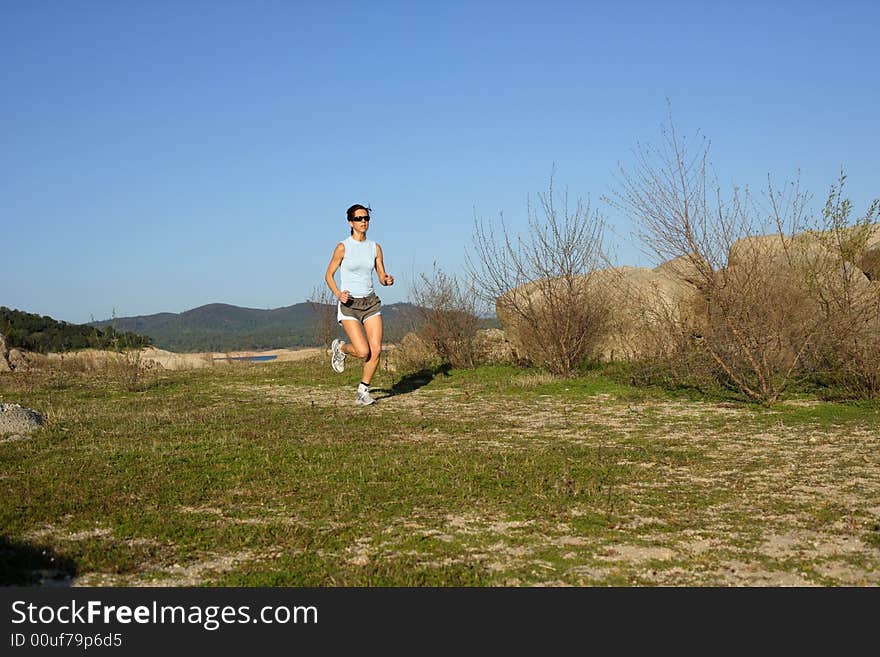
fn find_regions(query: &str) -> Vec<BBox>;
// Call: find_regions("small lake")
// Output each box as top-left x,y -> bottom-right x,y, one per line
213,355 -> 278,362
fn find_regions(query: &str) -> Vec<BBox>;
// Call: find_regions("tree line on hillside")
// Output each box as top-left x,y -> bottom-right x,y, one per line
0,307 -> 152,353
93,302 -> 465,352
157,329 -> 330,353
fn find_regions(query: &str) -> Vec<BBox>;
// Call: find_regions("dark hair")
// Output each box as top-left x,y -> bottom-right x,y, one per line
346,204 -> 371,235
346,204 -> 370,220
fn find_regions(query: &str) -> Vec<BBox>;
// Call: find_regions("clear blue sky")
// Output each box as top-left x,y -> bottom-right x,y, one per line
2,0 -> 878,324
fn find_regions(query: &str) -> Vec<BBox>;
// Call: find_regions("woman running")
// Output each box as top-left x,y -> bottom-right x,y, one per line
324,203 -> 394,406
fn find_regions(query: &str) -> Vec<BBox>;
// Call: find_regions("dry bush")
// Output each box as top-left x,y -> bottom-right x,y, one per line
608,118 -> 855,403
807,180 -> 880,397
496,273 -> 613,375
103,349 -> 156,392
410,265 -> 481,369
818,309 -> 880,397
308,285 -> 339,348
100,325 -> 157,391
25,348 -> 156,392
467,176 -> 612,376
702,258 -> 823,400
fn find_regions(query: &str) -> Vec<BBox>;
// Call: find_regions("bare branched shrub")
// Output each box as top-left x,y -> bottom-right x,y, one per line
308,285 -> 338,349
609,119 -> 837,404
467,177 -> 611,376
818,309 -> 880,398
410,264 -> 481,369
808,178 -> 880,397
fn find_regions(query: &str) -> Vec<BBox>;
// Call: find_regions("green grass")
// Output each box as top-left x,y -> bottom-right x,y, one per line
1,357 -> 879,586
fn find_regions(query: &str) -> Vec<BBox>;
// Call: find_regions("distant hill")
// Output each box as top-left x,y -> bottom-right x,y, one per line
1,306 -> 151,353
89,302 -> 427,352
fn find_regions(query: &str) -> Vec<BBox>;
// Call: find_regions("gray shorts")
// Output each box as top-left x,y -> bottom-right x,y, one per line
337,293 -> 382,324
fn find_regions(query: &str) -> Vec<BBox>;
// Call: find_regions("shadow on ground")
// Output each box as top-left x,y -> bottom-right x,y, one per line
371,363 -> 452,400
0,535 -> 78,586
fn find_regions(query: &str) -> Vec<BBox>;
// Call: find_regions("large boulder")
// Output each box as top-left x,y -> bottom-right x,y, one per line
727,232 -> 831,271
472,328 -> 515,365
728,225 -> 880,281
652,254 -> 709,286
392,331 -> 440,372
590,266 -> 704,360
493,227 -> 879,367
726,231 -> 876,306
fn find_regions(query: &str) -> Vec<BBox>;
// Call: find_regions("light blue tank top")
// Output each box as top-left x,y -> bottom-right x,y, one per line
339,237 -> 377,297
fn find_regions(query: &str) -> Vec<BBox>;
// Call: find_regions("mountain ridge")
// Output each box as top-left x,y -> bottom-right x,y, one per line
89,301 -> 422,352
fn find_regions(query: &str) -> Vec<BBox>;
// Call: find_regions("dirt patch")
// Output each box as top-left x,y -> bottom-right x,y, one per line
177,504 -> 308,528
598,544 -> 676,563
74,551 -> 257,587
24,524 -> 113,542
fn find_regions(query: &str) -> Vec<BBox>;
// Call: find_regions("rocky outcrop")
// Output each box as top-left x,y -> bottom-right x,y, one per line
472,328 -> 515,365
493,226 -> 880,365
727,224 -> 880,281
496,266 -> 705,362
592,266 -> 705,361
394,331 -> 440,371
726,231 -> 877,313
727,232 -> 838,272
652,254 -> 709,286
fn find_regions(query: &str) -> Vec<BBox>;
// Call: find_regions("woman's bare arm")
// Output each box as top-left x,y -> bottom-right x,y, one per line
325,242 -> 350,302
375,243 -> 394,286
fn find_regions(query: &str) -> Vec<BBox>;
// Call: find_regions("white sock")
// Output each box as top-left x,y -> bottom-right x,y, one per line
358,382 -> 369,393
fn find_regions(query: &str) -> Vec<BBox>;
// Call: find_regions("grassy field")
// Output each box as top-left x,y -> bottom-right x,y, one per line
1,355 -> 879,586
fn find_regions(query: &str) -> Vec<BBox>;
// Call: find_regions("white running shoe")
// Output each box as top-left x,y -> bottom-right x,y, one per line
355,389 -> 375,406
330,339 -> 346,373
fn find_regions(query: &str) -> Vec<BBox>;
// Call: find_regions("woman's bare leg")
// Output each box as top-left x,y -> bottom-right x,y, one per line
339,320 -> 370,361
362,315 -> 383,385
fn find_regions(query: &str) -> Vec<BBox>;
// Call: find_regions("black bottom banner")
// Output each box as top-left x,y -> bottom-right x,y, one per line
0,587 -> 873,654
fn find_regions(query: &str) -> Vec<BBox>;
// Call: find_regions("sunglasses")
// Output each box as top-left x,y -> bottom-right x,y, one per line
350,216 -> 370,222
